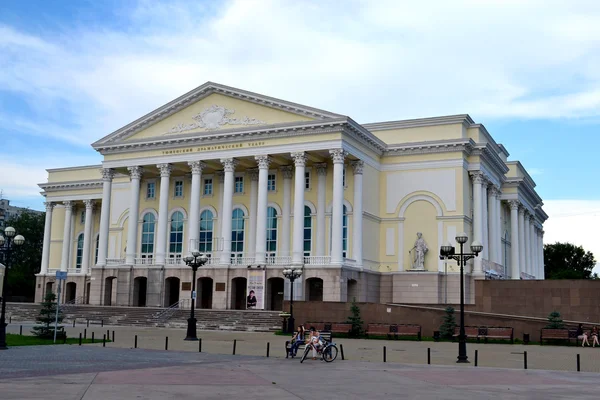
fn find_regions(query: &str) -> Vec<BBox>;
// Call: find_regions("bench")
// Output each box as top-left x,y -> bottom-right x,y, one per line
285,330 -> 333,358
392,324 -> 422,341
453,326 -> 480,341
330,323 -> 352,335
86,319 -> 104,327
305,322 -> 326,332
540,328 -> 577,345
366,324 -> 392,338
482,327 -> 514,343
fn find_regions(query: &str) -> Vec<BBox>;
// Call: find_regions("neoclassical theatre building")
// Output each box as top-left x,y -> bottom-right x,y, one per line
35,82 -> 547,309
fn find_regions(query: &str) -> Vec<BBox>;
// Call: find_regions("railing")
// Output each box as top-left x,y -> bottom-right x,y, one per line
231,256 -> 256,265
135,257 -> 154,265
166,255 -> 183,265
153,298 -> 191,323
106,258 -> 125,266
61,295 -> 86,312
304,256 -> 331,265
265,256 -> 292,265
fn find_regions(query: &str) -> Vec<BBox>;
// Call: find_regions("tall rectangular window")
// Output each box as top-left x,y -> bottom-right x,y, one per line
234,176 -> 244,193
174,180 -> 183,197
203,178 -> 213,195
80,211 -> 85,224
305,171 -> 311,190
342,166 -> 346,187
147,182 -> 155,199
267,174 -> 276,192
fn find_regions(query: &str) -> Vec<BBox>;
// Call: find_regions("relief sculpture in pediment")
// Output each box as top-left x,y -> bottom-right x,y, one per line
165,105 -> 266,134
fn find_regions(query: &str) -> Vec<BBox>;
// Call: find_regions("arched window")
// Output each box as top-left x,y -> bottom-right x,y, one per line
231,208 -> 245,261
75,233 -> 84,269
303,206 -> 312,257
94,234 -> 99,265
169,211 -> 184,259
199,210 -> 214,255
141,213 -> 156,259
343,205 -> 348,258
266,207 -> 277,260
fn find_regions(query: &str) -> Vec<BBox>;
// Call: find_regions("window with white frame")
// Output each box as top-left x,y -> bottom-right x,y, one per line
80,211 -> 85,224
231,208 -> 245,260
303,206 -> 311,257
305,171 -> 311,190
147,182 -> 156,199
267,174 -> 276,192
169,211 -> 184,258
234,176 -> 244,193
266,207 -> 277,259
203,178 -> 213,195
199,210 -> 214,254
342,205 -> 348,258
174,180 -> 184,198
94,235 -> 99,265
141,213 -> 156,259
75,233 -> 84,268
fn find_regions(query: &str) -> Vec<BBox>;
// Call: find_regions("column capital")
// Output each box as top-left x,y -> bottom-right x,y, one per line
247,168 -> 259,181
518,206 -> 525,216
329,149 -> 347,164
508,200 -> 520,210
216,170 -> 225,183
291,152 -> 307,167
280,166 -> 293,179
44,202 -> 55,212
83,199 -> 95,210
314,163 -> 327,176
127,166 -> 144,180
491,186 -> 502,197
188,161 -> 206,175
156,163 -> 172,177
101,168 -> 115,182
350,160 -> 364,175
469,171 -> 485,184
255,155 -> 271,169
220,158 -> 238,172
63,200 -> 73,211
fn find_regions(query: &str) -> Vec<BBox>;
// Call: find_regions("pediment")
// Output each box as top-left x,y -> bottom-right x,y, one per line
93,82 -> 342,147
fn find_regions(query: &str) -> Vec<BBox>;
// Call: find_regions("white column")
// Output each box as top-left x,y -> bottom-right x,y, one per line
481,181 -> 489,263
155,164 -> 172,265
187,161 -> 205,253
496,193 -> 503,265
247,169 -> 259,259
219,158 -> 237,265
315,163 -> 327,257
533,226 -> 539,278
529,217 -> 536,277
470,172 -> 484,274
255,156 -> 271,265
40,202 -> 54,274
97,168 -> 114,266
216,171 -> 225,240
291,152 -> 306,265
81,200 -> 95,275
487,186 -> 497,264
351,160 -> 364,267
60,201 -> 74,272
280,166 -> 293,257
509,200 -> 520,279
125,166 -> 143,265
330,149 -> 346,265
524,212 -> 531,276
518,207 -> 526,277
539,229 -> 545,279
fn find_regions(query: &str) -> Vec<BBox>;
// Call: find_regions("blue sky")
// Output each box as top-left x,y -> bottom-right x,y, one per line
1,0 -> 599,264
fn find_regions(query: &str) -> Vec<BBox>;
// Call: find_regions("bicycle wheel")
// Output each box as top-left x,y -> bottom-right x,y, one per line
322,344 -> 338,362
300,345 -> 311,363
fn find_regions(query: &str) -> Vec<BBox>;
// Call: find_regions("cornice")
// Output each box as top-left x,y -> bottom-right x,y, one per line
38,180 -> 103,192
362,114 -> 475,131
471,143 -> 510,177
92,82 -> 343,147
46,164 -> 103,173
384,138 -> 475,156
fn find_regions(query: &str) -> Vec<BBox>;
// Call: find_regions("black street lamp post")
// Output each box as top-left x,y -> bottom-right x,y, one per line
0,226 -> 26,350
439,232 -> 482,363
283,267 -> 302,334
182,251 -> 209,341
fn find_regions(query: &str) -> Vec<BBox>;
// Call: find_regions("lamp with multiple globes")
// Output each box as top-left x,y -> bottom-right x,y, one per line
282,268 -> 303,334
182,251 -> 209,341
0,227 -> 25,350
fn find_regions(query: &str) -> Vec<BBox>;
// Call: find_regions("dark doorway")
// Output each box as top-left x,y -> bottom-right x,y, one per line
65,282 -> 77,302
267,277 -> 284,311
197,277 -> 213,309
164,277 -> 180,307
305,278 -> 323,302
347,279 -> 358,302
133,277 -> 147,307
85,282 -> 91,304
45,282 -> 54,298
104,277 -> 116,306
231,277 -> 247,310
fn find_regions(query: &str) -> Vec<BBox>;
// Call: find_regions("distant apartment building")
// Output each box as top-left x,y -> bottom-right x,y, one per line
0,198 -> 43,229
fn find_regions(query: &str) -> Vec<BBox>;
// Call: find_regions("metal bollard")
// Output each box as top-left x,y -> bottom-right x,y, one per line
19,325 -> 22,335
101,320 -> 104,327
427,348 -> 431,365
199,338 -> 202,352
92,332 -> 95,344
233,339 -> 237,355
87,320 -> 90,328
266,342 -> 270,357
475,350 -> 478,367
524,351 -> 528,370
63,334 -> 67,344
84,329 -> 87,339
79,333 -> 82,346
340,344 -> 345,360
112,331 -> 115,343
577,354 -> 581,372
165,336 -> 169,351
9,316 -> 11,324
383,346 -> 387,362
103,334 -> 106,347
73,320 -> 76,328
107,329 -> 110,341
134,335 -> 138,349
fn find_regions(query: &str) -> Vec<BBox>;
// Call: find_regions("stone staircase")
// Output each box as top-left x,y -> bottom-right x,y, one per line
6,302 -> 282,332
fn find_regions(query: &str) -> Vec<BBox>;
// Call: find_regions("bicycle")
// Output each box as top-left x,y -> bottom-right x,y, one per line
300,340 -> 338,363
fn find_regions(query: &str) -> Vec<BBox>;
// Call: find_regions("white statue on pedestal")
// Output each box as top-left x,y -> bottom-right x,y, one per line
410,232 -> 428,270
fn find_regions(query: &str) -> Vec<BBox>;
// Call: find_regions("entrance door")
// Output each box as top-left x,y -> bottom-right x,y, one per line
133,277 -> 147,307
164,277 -> 180,307
198,277 -> 213,309
267,277 -> 284,311
65,282 -> 77,302
231,277 -> 247,310
104,277 -> 116,306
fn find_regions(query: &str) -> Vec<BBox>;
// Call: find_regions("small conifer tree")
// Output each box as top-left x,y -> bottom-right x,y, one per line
545,311 -> 565,329
439,306 -> 457,338
32,291 -> 64,339
346,297 -> 364,337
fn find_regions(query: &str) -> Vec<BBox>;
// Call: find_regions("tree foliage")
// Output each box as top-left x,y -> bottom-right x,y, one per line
346,297 -> 364,337
544,242 -> 596,280
439,306 -> 457,338
31,291 -> 64,339
545,311 -> 565,329
2,211 -> 45,301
